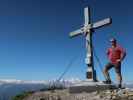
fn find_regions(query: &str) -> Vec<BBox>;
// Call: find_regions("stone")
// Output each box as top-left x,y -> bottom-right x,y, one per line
23,88 -> 133,100
112,95 -> 117,99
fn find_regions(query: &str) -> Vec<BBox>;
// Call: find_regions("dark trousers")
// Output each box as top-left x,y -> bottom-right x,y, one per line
105,62 -> 121,74
104,62 -> 122,83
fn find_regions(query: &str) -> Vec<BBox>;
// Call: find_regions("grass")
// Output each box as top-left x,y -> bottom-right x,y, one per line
12,91 -> 34,100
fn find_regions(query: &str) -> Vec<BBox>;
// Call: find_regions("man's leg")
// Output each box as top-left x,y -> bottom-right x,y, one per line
103,63 -> 113,83
115,63 -> 122,88
116,73 -> 122,88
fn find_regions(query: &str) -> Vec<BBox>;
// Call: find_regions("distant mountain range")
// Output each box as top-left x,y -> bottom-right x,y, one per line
0,79 -> 132,100
0,79 -> 48,100
0,79 -> 76,100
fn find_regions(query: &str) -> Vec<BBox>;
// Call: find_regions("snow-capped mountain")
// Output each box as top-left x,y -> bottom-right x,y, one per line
0,79 -> 48,84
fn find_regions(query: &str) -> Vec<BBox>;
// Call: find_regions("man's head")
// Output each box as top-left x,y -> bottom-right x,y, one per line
109,38 -> 117,47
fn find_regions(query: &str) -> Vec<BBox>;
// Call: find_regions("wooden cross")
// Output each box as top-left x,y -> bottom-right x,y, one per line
69,7 -> 112,81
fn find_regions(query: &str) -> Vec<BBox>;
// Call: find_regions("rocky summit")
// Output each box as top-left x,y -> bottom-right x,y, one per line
23,88 -> 133,100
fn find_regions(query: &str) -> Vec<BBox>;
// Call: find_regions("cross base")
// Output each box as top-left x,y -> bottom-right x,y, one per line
86,69 -> 97,82
69,80 -> 117,93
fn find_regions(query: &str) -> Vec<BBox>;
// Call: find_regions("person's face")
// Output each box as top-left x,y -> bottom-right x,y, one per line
111,41 -> 116,47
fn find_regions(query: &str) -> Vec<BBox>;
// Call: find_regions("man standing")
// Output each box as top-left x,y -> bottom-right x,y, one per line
103,38 -> 126,88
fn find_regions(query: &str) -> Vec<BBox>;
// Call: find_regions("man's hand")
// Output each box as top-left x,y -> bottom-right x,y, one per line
117,59 -> 121,63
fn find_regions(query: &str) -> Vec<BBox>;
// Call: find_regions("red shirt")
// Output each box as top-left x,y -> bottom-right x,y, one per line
107,45 -> 126,64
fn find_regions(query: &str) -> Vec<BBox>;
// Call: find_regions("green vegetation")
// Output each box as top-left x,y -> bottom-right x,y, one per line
12,91 -> 34,100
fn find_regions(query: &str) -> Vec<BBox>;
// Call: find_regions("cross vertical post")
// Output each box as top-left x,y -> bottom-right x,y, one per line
84,7 -> 96,81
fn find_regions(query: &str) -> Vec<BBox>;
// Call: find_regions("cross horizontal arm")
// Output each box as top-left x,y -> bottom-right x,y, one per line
92,18 -> 112,29
69,28 -> 83,38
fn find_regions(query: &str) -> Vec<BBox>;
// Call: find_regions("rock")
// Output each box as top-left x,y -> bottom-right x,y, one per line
23,88 -> 133,100
91,91 -> 98,95
112,95 -> 116,99
128,96 -> 133,100
93,95 -> 101,99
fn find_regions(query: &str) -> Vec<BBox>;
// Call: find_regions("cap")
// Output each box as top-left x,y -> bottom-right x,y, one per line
109,38 -> 116,42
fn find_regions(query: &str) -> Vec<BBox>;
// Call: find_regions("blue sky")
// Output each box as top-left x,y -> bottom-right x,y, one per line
0,0 -> 132,82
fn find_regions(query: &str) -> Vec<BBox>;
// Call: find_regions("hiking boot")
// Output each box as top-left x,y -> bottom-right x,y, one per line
103,80 -> 112,84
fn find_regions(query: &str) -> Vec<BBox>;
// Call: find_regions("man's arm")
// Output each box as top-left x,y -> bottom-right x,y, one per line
121,51 -> 126,61
117,47 -> 126,62
120,47 -> 126,61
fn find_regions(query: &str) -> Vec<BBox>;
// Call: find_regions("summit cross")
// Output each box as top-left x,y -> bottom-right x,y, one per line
69,7 -> 112,81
